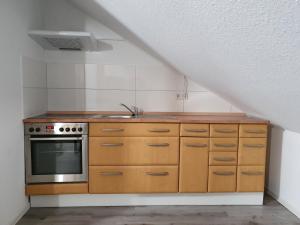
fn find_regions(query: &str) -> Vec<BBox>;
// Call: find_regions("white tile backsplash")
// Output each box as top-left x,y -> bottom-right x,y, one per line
136,65 -> 183,91
85,89 -> 135,111
22,57 -> 46,88
85,64 -> 135,90
48,89 -> 85,111
47,63 -> 85,88
136,91 -> 183,112
23,87 -> 48,117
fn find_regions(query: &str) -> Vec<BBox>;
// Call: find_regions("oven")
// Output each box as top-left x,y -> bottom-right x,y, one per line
24,123 -> 88,184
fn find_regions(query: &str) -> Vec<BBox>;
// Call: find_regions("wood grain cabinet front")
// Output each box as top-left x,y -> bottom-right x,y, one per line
237,166 -> 265,192
210,138 -> 238,152
239,124 -> 268,138
89,166 -> 178,193
179,137 -> 209,193
89,123 -> 179,137
180,124 -> 209,137
210,124 -> 239,138
208,166 -> 237,192
209,152 -> 237,166
238,138 -> 267,165
89,137 -> 179,166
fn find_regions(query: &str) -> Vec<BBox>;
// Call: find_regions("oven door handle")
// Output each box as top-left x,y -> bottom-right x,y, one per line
29,137 -> 83,141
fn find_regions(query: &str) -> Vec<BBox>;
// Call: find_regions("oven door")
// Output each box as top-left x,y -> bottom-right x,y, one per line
25,135 -> 88,184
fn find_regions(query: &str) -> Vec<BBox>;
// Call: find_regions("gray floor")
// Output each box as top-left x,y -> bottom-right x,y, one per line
17,195 -> 300,225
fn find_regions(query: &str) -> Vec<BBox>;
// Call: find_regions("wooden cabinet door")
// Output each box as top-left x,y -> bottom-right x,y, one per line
180,124 -> 209,137
237,166 -> 265,192
208,166 -> 236,192
179,137 -> 209,193
239,124 -> 268,138
209,152 -> 237,166
210,138 -> 238,152
210,124 -> 238,138
238,138 -> 267,165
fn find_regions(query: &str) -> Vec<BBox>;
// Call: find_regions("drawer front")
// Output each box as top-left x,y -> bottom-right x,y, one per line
89,166 -> 178,193
210,138 -> 238,152
208,166 -> 236,192
180,124 -> 209,137
90,123 -> 179,137
179,138 -> 209,193
239,124 -> 268,138
209,152 -> 237,166
237,166 -> 265,192
89,137 -> 179,165
238,138 -> 267,165
210,124 -> 238,137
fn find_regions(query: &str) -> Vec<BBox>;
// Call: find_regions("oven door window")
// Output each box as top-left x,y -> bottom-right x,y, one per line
31,139 -> 82,175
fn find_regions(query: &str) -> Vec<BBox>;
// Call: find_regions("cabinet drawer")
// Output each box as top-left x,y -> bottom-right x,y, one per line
209,152 -> 237,166
89,166 -> 178,193
90,123 -> 179,137
237,166 -> 265,192
208,166 -> 236,192
180,124 -> 209,137
238,138 -> 267,165
210,124 -> 238,137
239,124 -> 268,138
89,137 -> 179,165
210,138 -> 238,152
179,138 -> 209,193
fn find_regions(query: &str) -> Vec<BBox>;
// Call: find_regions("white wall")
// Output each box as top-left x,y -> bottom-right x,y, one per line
267,127 -> 300,218
0,1 -> 44,225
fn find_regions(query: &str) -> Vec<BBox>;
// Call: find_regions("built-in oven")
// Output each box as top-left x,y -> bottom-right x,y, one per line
24,123 -> 88,184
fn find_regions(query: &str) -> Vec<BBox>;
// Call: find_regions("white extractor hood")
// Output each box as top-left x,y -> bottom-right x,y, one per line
28,30 -> 98,51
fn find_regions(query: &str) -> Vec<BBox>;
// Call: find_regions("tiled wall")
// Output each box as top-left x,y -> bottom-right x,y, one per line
46,63 -> 240,112
22,56 -> 47,117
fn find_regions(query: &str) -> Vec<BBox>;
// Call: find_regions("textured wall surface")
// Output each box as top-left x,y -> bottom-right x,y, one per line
71,0 -> 300,132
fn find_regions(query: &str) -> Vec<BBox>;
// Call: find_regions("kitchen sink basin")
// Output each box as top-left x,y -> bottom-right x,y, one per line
90,114 -> 177,119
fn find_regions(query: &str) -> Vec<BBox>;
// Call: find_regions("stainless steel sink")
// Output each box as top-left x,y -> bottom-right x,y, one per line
90,114 -> 133,119
90,114 -> 177,119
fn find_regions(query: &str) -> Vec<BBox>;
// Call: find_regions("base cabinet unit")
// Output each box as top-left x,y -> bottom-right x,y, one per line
179,137 -> 209,193
208,166 -> 237,192
237,166 -> 265,192
89,166 -> 178,193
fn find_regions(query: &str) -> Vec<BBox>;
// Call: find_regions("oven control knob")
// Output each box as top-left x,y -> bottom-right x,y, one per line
35,128 -> 41,132
72,128 -> 76,132
78,127 -> 83,132
29,127 -> 34,132
65,127 -> 70,132
59,127 -> 64,132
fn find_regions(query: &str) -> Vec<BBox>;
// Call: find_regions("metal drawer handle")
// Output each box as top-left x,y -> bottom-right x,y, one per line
147,143 -> 170,147
214,144 -> 236,148
213,157 -> 235,162
148,128 -> 170,133
185,129 -> 207,133
102,128 -> 124,132
185,143 -> 208,148
146,172 -> 169,176
213,171 -> 235,176
99,171 -> 123,176
244,129 -> 266,134
101,143 -> 124,147
214,129 -> 237,133
243,144 -> 265,148
242,171 -> 264,176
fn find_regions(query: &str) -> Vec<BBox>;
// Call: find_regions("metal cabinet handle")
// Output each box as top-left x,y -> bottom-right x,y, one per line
148,129 -> 170,133
102,128 -> 124,132
213,157 -> 235,162
214,144 -> 236,148
99,171 -> 123,176
213,171 -> 235,176
185,144 -> 208,148
244,129 -> 266,134
101,143 -> 124,147
214,129 -> 237,133
146,172 -> 169,176
241,171 -> 264,176
147,143 -> 170,147
184,129 -> 207,133
243,144 -> 265,148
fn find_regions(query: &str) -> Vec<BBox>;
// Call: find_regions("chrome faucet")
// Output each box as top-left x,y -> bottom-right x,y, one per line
120,103 -> 143,117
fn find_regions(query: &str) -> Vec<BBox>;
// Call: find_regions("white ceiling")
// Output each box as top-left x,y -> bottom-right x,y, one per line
70,0 -> 300,132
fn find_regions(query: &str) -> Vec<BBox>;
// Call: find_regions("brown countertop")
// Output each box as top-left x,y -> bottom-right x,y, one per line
23,112 -> 269,124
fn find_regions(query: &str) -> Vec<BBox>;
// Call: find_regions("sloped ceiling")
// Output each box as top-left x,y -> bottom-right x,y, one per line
70,0 -> 300,132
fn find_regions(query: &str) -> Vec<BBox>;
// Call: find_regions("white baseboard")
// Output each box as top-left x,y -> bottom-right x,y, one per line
266,189 -> 300,219
30,192 -> 264,207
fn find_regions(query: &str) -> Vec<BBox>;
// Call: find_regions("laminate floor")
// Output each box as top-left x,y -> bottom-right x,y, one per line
16,195 -> 300,225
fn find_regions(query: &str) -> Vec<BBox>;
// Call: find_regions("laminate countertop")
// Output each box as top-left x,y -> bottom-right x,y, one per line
23,112 -> 269,124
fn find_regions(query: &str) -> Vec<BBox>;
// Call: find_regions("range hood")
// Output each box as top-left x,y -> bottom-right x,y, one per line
28,30 -> 98,51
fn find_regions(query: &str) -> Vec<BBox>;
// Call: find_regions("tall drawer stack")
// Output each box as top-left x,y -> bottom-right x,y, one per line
89,123 -> 180,193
